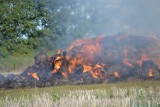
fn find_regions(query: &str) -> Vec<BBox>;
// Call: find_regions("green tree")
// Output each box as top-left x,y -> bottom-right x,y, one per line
0,0 -> 48,57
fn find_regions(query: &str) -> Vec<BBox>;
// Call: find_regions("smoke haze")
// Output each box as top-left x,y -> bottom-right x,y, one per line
69,0 -> 160,36
43,0 -> 160,51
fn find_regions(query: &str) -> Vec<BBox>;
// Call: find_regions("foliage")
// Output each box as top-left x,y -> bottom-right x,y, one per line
0,0 -> 49,57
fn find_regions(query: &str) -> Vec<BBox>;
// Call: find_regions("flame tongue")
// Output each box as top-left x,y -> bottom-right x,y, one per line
51,50 -> 63,73
114,71 -> 120,78
28,72 -> 39,80
123,48 -> 133,67
123,58 -> 133,67
136,59 -> 143,67
148,68 -> 153,77
83,64 -> 105,79
136,53 -> 150,67
92,64 -> 105,79
61,71 -> 68,79
52,60 -> 62,73
83,65 -> 92,73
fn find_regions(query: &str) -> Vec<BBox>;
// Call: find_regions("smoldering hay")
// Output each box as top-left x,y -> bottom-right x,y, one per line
1,33 -> 160,89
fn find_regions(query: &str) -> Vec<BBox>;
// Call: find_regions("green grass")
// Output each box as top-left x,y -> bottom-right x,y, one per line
0,51 -> 54,73
0,81 -> 160,107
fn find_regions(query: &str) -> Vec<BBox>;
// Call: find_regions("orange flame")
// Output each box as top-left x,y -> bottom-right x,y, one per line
114,71 -> 120,78
136,59 -> 143,67
68,58 -> 77,74
49,35 -> 160,81
52,60 -> 62,73
65,55 -> 71,61
28,72 -> 39,80
67,35 -> 103,52
83,65 -> 92,73
61,72 -> 68,79
63,36 -> 105,78
83,64 -> 105,79
136,53 -> 149,67
92,64 -> 105,79
123,48 -> 133,67
55,56 -> 63,61
123,58 -> 133,67
51,50 -> 64,73
148,68 -> 153,77
92,69 -> 104,79
93,64 -> 104,69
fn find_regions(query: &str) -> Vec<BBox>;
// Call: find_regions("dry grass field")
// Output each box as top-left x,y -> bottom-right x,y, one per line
0,81 -> 160,107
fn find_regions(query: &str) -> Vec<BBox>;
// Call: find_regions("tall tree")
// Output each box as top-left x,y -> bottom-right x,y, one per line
0,0 -> 48,57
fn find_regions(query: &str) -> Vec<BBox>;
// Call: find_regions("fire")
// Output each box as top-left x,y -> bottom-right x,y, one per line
92,65 -> 103,78
92,64 -> 105,78
52,60 -> 62,73
136,59 -> 143,67
83,65 -> 92,73
83,64 -> 105,79
51,50 -> 64,73
91,71 -> 99,78
55,56 -> 63,61
65,55 -> 71,61
148,68 -> 153,77
141,53 -> 149,61
51,37 -> 105,79
123,58 -> 133,67
49,35 -> 157,81
67,36 -> 103,52
61,71 -> 68,79
123,48 -> 133,67
92,69 -> 104,79
28,72 -> 39,80
3,34 -> 160,89
136,53 -> 149,67
114,71 -> 120,78
94,64 -> 104,69
68,58 -> 77,74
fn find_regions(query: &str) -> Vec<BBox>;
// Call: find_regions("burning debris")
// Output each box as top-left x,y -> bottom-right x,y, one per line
28,73 -> 39,81
114,71 -> 120,78
1,33 -> 160,89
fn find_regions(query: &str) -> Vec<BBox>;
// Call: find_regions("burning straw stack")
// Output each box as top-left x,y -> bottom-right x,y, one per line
1,33 -> 160,89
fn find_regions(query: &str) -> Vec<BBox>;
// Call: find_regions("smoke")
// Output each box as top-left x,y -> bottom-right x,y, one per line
44,0 -> 160,51
67,0 -> 160,36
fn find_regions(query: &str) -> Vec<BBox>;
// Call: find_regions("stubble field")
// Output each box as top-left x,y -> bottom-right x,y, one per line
0,80 -> 160,107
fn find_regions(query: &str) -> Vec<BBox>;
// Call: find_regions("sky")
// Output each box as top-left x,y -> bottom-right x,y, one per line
81,0 -> 160,36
